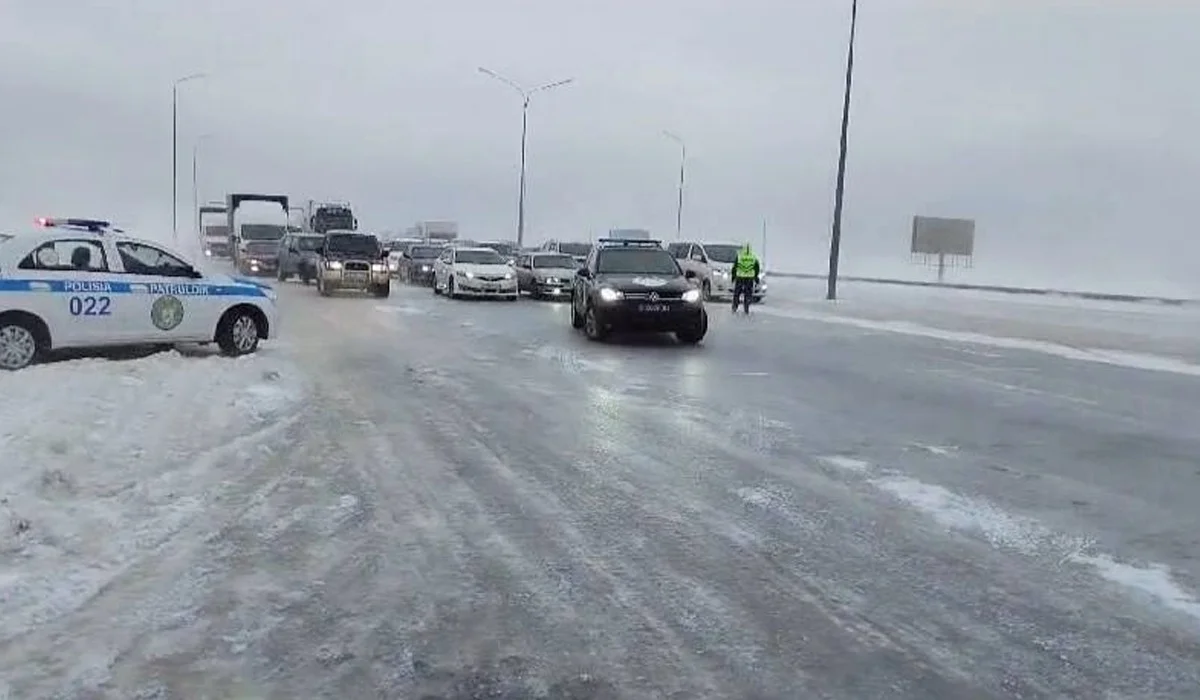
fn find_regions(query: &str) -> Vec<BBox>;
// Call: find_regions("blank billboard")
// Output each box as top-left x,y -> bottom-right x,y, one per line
911,216 -> 975,256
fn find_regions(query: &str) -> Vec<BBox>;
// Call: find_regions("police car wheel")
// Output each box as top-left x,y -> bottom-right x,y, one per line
0,321 -> 41,370
216,311 -> 260,356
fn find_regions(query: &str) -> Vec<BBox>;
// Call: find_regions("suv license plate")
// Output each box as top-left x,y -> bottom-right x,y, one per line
638,303 -> 670,312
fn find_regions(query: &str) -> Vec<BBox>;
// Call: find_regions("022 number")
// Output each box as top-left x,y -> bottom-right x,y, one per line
68,296 -> 112,316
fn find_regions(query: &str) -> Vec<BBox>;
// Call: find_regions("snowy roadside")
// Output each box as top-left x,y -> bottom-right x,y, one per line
0,349 -> 306,645
764,277 -> 1200,369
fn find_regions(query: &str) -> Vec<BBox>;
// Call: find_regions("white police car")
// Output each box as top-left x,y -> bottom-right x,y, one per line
0,218 -> 279,370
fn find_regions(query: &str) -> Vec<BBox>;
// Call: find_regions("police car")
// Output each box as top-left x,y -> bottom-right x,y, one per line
0,218 -> 279,370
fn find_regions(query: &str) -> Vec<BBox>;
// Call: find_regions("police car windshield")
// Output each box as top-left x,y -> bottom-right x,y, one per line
596,249 -> 681,275
704,245 -> 740,264
455,249 -> 505,264
296,237 -> 324,251
557,243 -> 592,256
326,234 -> 380,256
534,254 -> 576,269
410,246 -> 441,259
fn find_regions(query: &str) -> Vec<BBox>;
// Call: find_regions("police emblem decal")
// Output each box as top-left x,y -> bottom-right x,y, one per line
150,295 -> 185,331
648,291 -> 659,302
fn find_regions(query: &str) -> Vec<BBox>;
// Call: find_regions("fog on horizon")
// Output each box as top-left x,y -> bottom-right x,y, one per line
1,1 -> 1196,297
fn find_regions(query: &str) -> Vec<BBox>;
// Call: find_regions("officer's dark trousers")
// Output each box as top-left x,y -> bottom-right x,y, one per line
732,278 -> 755,313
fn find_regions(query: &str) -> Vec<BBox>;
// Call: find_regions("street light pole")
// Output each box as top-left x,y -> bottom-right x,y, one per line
172,72 -> 206,245
826,0 -> 858,301
477,67 -> 574,248
662,131 -> 686,240
192,133 -> 213,247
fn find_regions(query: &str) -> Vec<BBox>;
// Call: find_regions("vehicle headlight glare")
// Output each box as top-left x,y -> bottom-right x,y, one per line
504,272 -> 513,280
598,287 -> 622,302
327,260 -> 343,270
371,263 -> 386,272
682,288 -> 701,303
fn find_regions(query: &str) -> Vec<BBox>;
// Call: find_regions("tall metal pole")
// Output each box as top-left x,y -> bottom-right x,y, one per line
192,133 -> 212,247
662,131 -> 686,239
826,0 -> 858,301
171,73 -> 206,245
478,67 -> 574,248
517,99 -> 530,248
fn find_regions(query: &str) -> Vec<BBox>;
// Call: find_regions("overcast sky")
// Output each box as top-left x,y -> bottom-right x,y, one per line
2,1 -> 1197,294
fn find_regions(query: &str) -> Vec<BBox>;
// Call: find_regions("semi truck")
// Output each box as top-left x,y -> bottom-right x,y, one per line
307,201 -> 357,234
199,203 -> 230,258
404,220 -> 459,243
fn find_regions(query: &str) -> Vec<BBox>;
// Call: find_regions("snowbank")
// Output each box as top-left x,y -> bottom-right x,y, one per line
0,350 -> 305,644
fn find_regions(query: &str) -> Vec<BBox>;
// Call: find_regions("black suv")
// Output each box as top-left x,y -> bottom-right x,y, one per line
570,239 -> 707,344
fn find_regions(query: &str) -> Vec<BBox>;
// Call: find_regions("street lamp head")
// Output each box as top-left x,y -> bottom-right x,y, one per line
174,72 -> 207,85
534,77 -> 574,93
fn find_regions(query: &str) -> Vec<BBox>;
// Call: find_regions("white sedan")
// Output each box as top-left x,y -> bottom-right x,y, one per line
432,246 -> 518,300
0,218 -> 279,370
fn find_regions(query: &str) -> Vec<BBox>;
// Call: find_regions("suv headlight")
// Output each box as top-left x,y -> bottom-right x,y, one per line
682,288 -> 701,303
371,263 -> 386,272
598,287 -> 623,302
326,260 -> 343,270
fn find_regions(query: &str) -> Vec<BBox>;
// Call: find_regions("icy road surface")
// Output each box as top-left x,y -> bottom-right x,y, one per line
2,281 -> 1199,699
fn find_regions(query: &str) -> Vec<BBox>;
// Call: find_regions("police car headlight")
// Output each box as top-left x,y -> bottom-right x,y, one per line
204,249 -> 212,257
456,270 -> 473,278
504,272 -> 513,280
714,269 -> 728,277
326,260 -> 343,270
264,287 -> 278,302
598,287 -> 623,302
421,265 -> 431,272
682,288 -> 702,303
371,263 -> 386,272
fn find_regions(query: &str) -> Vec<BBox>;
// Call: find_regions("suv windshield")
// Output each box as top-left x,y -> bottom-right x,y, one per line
557,242 -> 592,257
596,249 -> 681,275
409,245 -> 442,259
703,244 -> 740,264
455,249 -> 505,265
326,233 -> 380,256
295,236 -> 324,251
534,254 -> 577,269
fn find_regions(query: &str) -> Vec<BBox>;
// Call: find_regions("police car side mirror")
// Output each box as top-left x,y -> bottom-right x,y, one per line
188,266 -> 204,279
577,267 -> 591,278
684,270 -> 697,279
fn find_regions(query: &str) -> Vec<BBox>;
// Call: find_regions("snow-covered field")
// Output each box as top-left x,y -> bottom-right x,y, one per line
0,349 -> 305,647
765,277 -> 1200,366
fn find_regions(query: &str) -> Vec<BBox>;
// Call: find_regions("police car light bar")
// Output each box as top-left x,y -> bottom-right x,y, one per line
35,217 -> 122,233
596,238 -> 663,248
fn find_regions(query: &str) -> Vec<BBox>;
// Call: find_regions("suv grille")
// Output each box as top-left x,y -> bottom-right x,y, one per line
476,274 -> 506,282
623,290 -> 683,300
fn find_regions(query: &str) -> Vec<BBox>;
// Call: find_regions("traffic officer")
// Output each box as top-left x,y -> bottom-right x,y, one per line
731,243 -> 760,314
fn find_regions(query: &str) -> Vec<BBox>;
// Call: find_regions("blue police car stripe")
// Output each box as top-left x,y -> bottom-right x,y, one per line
0,278 -> 269,297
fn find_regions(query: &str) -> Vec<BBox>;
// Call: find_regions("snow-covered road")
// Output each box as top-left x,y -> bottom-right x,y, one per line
2,279 -> 1198,698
